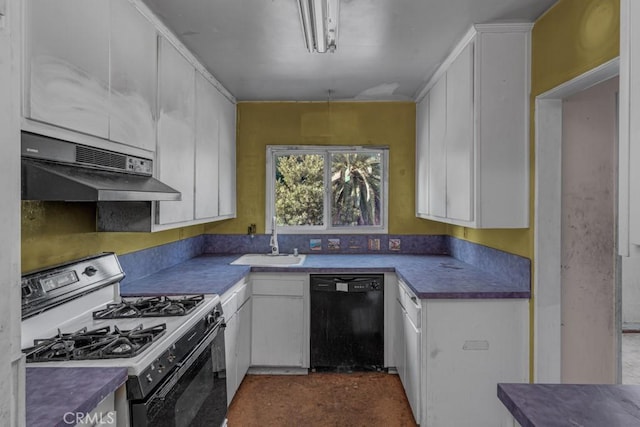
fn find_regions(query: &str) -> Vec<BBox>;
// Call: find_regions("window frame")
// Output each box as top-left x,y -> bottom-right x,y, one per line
266,145 -> 389,234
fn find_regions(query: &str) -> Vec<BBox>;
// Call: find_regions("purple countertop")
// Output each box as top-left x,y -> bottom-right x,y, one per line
120,254 -> 529,299
27,366 -> 127,427
498,383 -> 640,426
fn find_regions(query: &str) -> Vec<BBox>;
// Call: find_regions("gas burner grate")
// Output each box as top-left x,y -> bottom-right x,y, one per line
23,323 -> 166,362
92,295 -> 205,319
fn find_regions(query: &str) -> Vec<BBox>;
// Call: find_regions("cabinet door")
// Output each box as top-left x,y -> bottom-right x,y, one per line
156,37 -> 195,225
416,95 -> 430,216
251,296 -> 304,366
109,0 -> 157,151
395,299 -> 406,382
404,311 -> 421,422
218,94 -> 236,217
428,76 -> 447,218
223,311 -> 239,406
195,72 -> 220,219
445,42 -> 474,222
424,299 -> 528,427
27,0 -> 109,137
237,299 -> 252,382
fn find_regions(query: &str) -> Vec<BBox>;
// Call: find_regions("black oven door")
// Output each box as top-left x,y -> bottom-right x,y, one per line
130,322 -> 227,427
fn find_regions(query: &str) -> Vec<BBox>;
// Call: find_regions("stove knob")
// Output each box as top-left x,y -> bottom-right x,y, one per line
146,374 -> 153,384
83,266 -> 98,277
206,313 -> 216,325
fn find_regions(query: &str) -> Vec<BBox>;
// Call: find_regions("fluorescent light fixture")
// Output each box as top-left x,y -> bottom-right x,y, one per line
298,0 -> 339,53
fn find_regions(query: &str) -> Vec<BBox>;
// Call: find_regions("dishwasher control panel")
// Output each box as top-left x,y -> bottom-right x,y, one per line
311,275 -> 384,293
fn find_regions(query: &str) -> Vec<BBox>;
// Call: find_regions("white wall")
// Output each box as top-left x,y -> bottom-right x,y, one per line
560,77 -> 618,384
0,0 -> 24,424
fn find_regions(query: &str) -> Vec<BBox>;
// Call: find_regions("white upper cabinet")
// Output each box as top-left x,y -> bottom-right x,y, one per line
24,0 -> 236,231
218,93 -> 237,218
156,37 -> 196,225
195,72 -> 221,220
155,48 -> 236,228
415,94 -> 429,216
416,23 -> 532,229
445,42 -> 474,222
427,76 -> 447,218
195,70 -> 237,222
109,0 -> 157,151
26,0 -> 110,138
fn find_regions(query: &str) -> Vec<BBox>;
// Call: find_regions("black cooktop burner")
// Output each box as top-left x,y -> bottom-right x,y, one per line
23,323 -> 166,362
92,295 -> 205,319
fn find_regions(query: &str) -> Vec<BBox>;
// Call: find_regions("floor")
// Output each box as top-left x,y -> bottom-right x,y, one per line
226,372 -> 417,427
225,340 -> 640,426
622,333 -> 640,384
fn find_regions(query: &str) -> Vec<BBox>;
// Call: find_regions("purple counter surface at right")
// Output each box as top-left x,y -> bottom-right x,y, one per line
498,383 -> 640,427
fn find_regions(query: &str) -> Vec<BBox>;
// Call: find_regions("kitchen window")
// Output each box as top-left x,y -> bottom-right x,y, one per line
266,146 -> 389,233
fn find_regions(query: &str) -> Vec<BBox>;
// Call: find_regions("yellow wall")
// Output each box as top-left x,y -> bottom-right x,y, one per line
532,0 -> 619,96
205,101 -> 447,236
21,201 -> 204,272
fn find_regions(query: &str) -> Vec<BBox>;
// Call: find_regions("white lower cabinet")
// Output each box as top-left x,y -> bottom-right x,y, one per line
394,297 -> 406,381
237,298 -> 252,380
223,310 -> 238,405
396,280 -> 422,423
221,278 -> 251,405
251,273 -> 309,368
422,299 -> 528,426
393,278 -> 529,427
403,307 -> 421,421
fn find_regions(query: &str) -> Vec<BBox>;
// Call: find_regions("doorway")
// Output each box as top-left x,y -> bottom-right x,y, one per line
534,58 -> 620,383
560,76 -> 618,383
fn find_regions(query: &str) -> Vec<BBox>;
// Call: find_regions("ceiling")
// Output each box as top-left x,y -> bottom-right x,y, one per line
141,0 -> 557,101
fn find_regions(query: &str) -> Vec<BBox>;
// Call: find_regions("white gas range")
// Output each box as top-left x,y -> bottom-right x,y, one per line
21,253 -> 227,426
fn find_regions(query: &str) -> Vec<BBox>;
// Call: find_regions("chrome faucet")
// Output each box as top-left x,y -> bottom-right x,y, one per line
269,216 -> 279,255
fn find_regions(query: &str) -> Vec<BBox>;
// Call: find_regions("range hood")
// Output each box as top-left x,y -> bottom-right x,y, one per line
21,132 -> 181,202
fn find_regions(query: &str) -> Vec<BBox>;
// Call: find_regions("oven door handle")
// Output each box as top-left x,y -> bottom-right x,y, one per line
152,320 -> 225,401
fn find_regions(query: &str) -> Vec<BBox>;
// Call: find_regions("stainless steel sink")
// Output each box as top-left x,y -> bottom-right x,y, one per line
230,253 -> 306,267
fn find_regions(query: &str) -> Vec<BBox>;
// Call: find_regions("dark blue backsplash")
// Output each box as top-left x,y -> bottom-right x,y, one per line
118,235 -> 205,285
447,237 -> 531,289
203,234 -> 449,255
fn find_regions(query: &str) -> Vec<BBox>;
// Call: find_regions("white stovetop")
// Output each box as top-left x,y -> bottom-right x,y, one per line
21,284 -> 220,376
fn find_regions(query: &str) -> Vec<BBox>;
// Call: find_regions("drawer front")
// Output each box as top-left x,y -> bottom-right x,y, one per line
221,290 -> 238,319
252,278 -> 304,297
235,282 -> 251,306
399,280 -> 421,327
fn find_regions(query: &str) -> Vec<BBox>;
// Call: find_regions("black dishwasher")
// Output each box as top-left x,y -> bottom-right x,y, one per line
310,274 -> 384,371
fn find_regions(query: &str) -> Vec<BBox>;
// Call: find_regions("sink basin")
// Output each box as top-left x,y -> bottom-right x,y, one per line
230,253 -> 306,267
